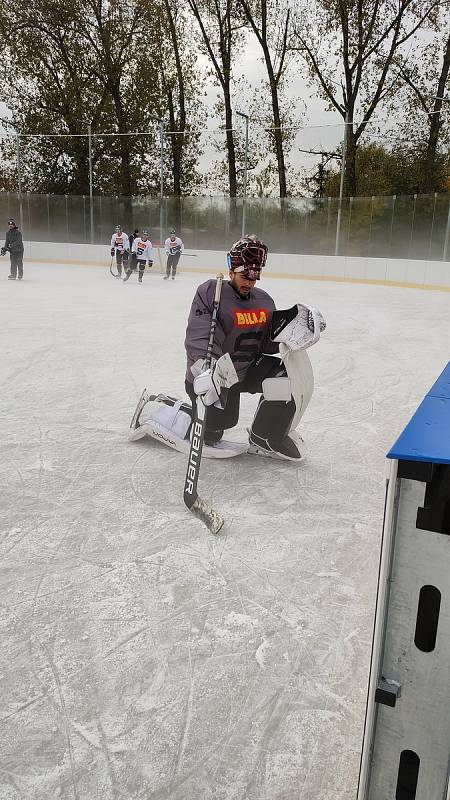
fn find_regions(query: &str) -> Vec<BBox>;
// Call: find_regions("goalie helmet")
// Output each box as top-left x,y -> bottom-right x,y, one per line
227,235 -> 268,280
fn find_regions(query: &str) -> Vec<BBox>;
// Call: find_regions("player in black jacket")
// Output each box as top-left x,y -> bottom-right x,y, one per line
1,219 -> 24,280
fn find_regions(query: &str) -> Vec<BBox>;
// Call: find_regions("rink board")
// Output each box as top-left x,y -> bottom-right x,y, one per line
358,361 -> 450,800
21,240 -> 450,290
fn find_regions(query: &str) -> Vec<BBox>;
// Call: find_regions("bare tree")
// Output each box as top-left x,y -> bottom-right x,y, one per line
292,0 -> 441,195
396,26 -> 450,192
154,0 -> 203,196
0,0 -> 120,193
187,0 -> 244,197
0,0 -> 205,196
237,0 -> 291,197
79,0 -> 147,196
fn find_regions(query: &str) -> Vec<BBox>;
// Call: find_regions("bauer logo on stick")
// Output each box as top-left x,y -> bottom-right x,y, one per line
185,420 -> 203,496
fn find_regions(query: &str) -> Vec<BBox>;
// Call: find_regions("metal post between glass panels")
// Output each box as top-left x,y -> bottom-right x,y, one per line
389,195 -> 396,256
236,111 -> 249,237
159,120 -> 164,244
65,195 -> 69,242
334,113 -> 348,256
409,193 -> 417,257
347,196 -> 354,253
82,195 -> 86,243
326,196 -> 331,253
16,134 -> 24,232
88,124 -> 94,244
428,193 -> 437,260
367,196 -> 375,256
442,201 -> 450,261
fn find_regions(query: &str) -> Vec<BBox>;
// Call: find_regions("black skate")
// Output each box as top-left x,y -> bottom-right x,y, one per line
248,430 -> 303,461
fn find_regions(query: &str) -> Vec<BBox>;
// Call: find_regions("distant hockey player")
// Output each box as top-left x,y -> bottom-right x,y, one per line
1,218 -> 24,280
129,228 -> 139,251
124,229 -> 153,282
110,225 -> 130,276
183,236 -> 326,459
164,229 -> 184,280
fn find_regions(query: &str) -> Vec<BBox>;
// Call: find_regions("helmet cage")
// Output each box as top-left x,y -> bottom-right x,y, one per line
231,264 -> 262,280
227,236 -> 267,279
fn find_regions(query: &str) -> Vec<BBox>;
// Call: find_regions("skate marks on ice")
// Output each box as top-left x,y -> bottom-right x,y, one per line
2,268 -> 450,799
1,430 -> 370,800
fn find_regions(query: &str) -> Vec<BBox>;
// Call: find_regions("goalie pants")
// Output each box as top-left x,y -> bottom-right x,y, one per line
185,354 -> 295,445
166,252 -> 181,278
9,251 -> 24,279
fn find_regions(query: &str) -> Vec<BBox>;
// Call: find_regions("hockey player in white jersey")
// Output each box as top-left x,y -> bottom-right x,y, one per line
124,230 -> 153,283
110,225 -> 130,277
163,229 -> 184,280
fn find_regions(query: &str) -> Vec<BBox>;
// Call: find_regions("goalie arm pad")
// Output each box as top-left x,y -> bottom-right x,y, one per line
271,304 -> 326,351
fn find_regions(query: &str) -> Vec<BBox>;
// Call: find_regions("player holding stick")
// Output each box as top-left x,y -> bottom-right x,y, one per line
163,229 -> 184,281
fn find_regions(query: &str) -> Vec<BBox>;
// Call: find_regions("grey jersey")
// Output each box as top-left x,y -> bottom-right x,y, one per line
185,279 -> 279,382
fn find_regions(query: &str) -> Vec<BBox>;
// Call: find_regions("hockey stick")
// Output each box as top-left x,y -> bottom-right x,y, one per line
183,273 -> 224,534
109,253 -> 121,279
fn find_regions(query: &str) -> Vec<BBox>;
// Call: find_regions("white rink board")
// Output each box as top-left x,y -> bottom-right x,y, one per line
22,240 -> 450,289
1,262 -> 450,800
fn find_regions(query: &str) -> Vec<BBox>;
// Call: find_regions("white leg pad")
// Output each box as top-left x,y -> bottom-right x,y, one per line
149,400 -> 191,439
281,348 -> 314,430
262,376 -> 292,401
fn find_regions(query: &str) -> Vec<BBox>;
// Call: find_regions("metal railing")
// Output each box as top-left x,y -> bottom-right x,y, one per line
1,191 -> 450,261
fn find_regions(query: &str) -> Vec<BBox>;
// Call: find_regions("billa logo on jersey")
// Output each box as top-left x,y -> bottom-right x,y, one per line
234,308 -> 268,327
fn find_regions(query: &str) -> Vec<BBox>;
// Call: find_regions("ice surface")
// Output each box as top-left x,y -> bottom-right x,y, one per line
1,262 -> 450,800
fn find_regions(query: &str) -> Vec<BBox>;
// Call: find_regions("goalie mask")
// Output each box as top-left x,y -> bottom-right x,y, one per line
227,236 -> 268,280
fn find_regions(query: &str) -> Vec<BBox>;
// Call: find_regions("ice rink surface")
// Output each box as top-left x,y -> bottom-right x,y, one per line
1,260 -> 450,800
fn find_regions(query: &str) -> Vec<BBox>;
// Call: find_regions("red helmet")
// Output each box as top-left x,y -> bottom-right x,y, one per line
227,236 -> 268,279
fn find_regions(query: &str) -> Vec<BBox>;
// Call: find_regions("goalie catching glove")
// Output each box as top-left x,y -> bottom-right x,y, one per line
192,352 -> 238,408
271,303 -> 326,351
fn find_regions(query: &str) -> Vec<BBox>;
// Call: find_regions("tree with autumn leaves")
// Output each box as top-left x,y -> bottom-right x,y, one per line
0,0 -> 449,197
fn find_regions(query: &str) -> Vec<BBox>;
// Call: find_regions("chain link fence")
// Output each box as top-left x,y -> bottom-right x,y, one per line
1,191 -> 449,260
